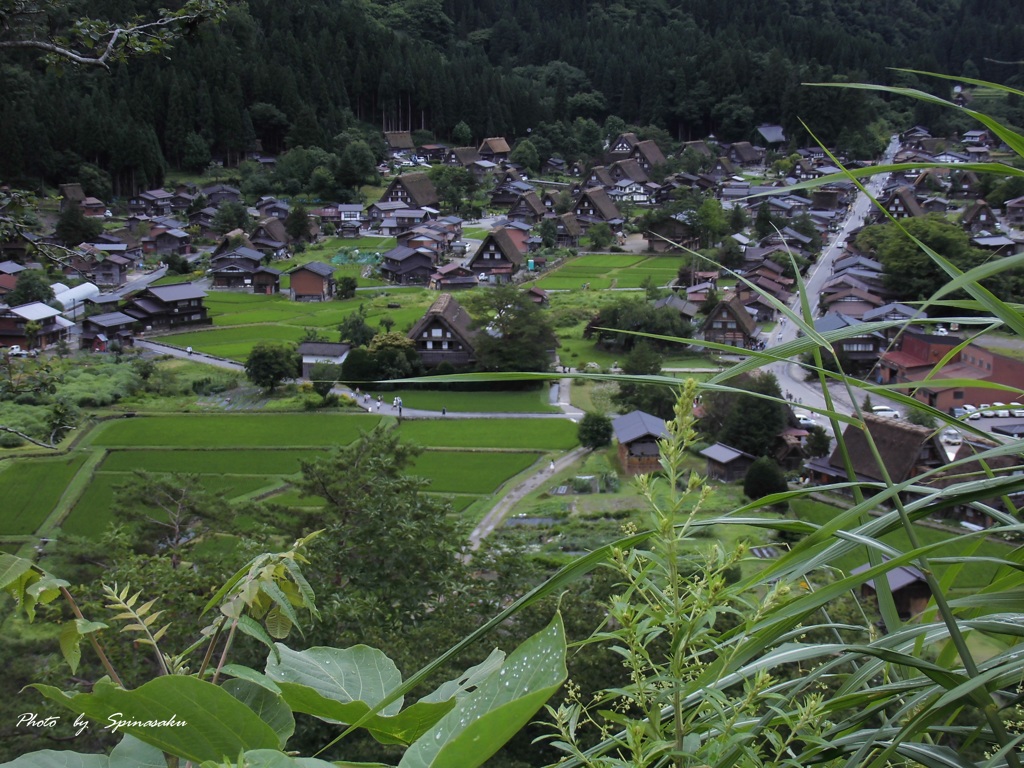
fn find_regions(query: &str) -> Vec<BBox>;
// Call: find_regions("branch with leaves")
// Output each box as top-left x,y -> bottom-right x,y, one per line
0,0 -> 230,69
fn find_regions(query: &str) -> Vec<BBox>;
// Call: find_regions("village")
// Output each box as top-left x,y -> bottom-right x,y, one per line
1,116 -> 1023,606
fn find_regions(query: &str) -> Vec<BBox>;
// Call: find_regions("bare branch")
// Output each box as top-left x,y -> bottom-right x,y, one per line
0,1 -> 227,68
0,33 -> 121,67
0,424 -> 60,449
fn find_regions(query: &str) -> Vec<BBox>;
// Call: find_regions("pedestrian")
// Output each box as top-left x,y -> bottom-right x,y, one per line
549,460 -> 555,472
186,346 -> 193,356
398,405 -> 402,418
376,400 -> 381,411
442,406 -> 447,416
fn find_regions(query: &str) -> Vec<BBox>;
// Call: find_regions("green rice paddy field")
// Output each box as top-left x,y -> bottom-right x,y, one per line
164,290 -> 438,360
1,413 -> 576,546
158,253 -> 689,361
532,254 -> 684,291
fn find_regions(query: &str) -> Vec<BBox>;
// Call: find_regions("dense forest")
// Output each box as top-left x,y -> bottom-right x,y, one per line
2,0 -> 1024,195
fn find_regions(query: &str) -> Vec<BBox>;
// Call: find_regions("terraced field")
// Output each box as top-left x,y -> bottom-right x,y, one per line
0,413 -> 576,550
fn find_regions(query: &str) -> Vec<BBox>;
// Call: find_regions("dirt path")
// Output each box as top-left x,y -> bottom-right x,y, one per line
468,446 -> 590,550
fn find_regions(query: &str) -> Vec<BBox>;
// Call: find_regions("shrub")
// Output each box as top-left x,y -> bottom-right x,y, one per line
743,455 -> 788,500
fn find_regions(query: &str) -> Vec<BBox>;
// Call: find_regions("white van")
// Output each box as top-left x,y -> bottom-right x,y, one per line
871,405 -> 900,419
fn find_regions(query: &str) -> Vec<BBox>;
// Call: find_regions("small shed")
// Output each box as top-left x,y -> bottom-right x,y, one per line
851,561 -> 931,621
612,410 -> 668,475
298,341 -> 351,379
699,442 -> 757,482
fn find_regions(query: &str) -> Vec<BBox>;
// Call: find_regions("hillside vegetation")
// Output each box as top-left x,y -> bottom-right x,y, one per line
2,0 -> 1024,192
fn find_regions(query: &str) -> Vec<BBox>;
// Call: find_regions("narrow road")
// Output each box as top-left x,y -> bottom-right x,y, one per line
468,446 -> 589,550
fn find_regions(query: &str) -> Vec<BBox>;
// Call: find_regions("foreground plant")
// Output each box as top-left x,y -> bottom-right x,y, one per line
0,531 -> 567,767
543,381 -> 842,766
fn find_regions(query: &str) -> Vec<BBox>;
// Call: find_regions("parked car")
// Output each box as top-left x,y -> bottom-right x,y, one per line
5,345 -> 28,357
941,428 -> 963,445
1011,402 -> 1024,418
965,405 -> 982,420
993,402 -> 1010,418
795,414 -> 818,428
979,404 -> 996,417
871,405 -> 900,419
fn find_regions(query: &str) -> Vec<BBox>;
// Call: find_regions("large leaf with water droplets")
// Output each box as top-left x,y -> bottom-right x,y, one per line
266,644 -> 454,746
398,613 -> 566,768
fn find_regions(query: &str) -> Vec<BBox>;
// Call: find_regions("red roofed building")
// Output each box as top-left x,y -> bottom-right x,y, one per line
880,331 -> 1024,413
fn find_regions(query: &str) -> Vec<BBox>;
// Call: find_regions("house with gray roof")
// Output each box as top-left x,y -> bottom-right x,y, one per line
120,283 -> 210,330
699,442 -> 757,482
379,245 -> 435,285
81,310 -> 138,352
298,341 -> 351,379
612,410 -> 668,475
851,560 -> 931,621
288,262 -> 336,301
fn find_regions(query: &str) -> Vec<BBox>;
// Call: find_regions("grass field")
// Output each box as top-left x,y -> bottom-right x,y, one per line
14,413 -> 577,542
409,451 -> 541,493
531,254 -> 685,292
87,413 -> 577,450
165,290 -> 438,360
370,387 -> 559,413
99,448 -> 322,475
0,454 -> 89,535
396,418 -> 577,450
87,414 -> 383,448
62,472 -> 279,536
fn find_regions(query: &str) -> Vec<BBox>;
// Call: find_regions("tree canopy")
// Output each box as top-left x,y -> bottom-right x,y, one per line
855,215 -> 998,304
469,285 -> 557,373
2,0 -> 1018,192
244,342 -> 298,391
704,371 -> 786,457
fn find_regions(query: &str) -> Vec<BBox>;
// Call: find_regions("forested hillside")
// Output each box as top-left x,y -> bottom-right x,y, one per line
2,0 -> 1023,194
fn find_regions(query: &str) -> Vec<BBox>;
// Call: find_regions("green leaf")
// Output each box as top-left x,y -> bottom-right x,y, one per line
107,734 -> 166,768
236,614 -> 281,660
0,553 -> 33,592
32,676 -> 280,764
263,604 -> 292,639
0,751 -> 108,767
222,679 -> 295,746
421,649 -> 504,703
219,664 -> 282,694
398,613 -> 567,768
197,751 -> 342,768
266,644 -> 454,745
59,621 -> 83,675
267,644 -> 402,716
